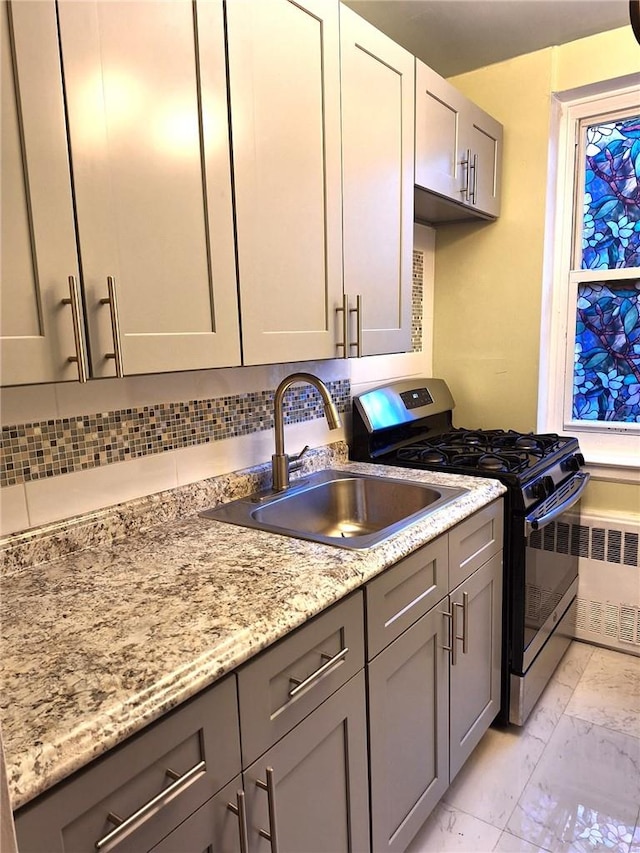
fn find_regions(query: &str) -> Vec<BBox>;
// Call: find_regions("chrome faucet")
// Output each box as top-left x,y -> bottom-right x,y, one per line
271,372 -> 342,492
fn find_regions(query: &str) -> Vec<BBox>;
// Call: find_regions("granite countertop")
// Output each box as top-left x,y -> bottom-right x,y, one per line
1,461 -> 505,811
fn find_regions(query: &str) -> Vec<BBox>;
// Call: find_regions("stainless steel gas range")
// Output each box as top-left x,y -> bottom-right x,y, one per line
350,378 -> 590,726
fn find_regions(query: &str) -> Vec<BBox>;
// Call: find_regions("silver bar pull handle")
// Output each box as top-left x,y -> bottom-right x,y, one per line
287,647 -> 349,699
256,767 -> 279,853
61,275 -> 88,383
100,275 -> 124,377
227,790 -> 249,853
442,608 -> 457,666
335,293 -> 349,357
94,760 -> 206,850
454,592 -> 469,654
349,294 -> 362,358
469,152 -> 478,204
462,591 -> 469,653
459,149 -> 471,201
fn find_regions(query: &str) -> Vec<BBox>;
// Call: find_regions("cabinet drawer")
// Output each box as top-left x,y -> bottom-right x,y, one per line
449,499 -> 503,589
366,535 -> 448,659
14,675 -> 240,853
237,592 -> 364,768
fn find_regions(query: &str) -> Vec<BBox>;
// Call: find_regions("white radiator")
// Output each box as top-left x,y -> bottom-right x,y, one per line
564,513 -> 638,653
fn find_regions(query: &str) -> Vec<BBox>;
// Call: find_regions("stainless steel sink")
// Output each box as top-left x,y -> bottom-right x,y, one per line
200,470 -> 466,549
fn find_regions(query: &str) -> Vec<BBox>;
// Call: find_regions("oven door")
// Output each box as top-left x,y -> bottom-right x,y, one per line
520,471 -> 590,672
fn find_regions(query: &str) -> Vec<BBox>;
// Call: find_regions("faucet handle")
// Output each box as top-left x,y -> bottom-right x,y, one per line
289,445 -> 310,463
289,445 -> 310,475
288,446 -> 310,474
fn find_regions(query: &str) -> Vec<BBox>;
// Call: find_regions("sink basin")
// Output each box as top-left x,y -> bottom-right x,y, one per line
200,470 -> 466,549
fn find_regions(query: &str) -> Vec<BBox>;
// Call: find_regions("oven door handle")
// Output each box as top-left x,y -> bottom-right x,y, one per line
525,471 -> 590,535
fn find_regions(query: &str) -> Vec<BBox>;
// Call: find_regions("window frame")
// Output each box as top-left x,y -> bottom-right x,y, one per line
538,79 -> 640,484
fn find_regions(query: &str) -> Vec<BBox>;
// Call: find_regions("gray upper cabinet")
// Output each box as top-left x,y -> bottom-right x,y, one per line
2,0 -> 240,385
415,59 -> 502,223
415,61 -> 465,204
340,6 -> 415,357
227,0 -> 344,365
2,0 -> 439,387
1,1 -> 82,386
57,0 -> 241,377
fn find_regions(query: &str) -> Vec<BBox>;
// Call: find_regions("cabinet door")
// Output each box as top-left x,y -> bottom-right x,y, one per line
57,0 -> 240,377
449,552 -> 503,780
341,7 -> 414,356
1,1 -> 81,386
150,776 -> 243,853
227,0 -> 344,365
243,672 -> 369,853
368,604 -> 449,853
415,60 -> 465,202
464,103 -> 503,218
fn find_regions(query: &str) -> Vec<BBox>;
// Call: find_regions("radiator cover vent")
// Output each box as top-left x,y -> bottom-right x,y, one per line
529,513 -> 639,654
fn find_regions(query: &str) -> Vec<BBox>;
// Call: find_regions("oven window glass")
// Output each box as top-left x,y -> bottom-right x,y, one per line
523,509 -> 581,663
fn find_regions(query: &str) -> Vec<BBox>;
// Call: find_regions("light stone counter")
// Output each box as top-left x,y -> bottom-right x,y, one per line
1,461 -> 505,811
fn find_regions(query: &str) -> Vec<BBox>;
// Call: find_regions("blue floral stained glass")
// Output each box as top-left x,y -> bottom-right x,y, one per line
572,114 -> 640,424
581,114 -> 640,270
573,281 -> 640,422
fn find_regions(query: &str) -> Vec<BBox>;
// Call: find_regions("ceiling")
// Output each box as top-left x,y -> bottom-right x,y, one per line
342,0 -> 633,77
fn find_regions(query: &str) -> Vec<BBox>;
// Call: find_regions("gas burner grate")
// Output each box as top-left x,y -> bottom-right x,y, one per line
395,429 -> 569,476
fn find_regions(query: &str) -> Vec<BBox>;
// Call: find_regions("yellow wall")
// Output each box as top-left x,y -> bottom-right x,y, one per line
433,27 -> 639,517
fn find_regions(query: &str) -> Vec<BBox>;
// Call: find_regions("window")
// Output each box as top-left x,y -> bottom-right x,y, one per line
539,81 -> 640,481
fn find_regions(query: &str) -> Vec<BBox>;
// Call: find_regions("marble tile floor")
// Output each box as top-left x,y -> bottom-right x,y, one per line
407,642 -> 640,853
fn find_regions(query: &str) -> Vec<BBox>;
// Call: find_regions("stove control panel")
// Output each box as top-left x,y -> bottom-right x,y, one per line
400,388 -> 434,410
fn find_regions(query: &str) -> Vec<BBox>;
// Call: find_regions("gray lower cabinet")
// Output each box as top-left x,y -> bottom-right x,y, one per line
13,675 -> 242,853
237,591 -> 369,852
243,672 -> 370,853
367,499 -> 503,853
449,551 -> 503,781
368,606 -> 449,853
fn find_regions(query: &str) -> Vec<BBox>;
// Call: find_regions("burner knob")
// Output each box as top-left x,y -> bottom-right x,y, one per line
532,475 -> 554,500
563,453 -> 585,472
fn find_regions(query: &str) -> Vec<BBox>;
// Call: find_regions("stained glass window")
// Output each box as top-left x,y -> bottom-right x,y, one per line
573,281 -> 640,422
571,112 -> 640,426
581,115 -> 640,271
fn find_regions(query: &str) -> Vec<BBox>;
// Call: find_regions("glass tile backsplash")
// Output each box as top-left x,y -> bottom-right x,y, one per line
1,380 -> 351,488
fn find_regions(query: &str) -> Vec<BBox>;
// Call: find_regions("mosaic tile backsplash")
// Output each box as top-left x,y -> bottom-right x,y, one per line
412,249 -> 424,352
1,380 -> 351,488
